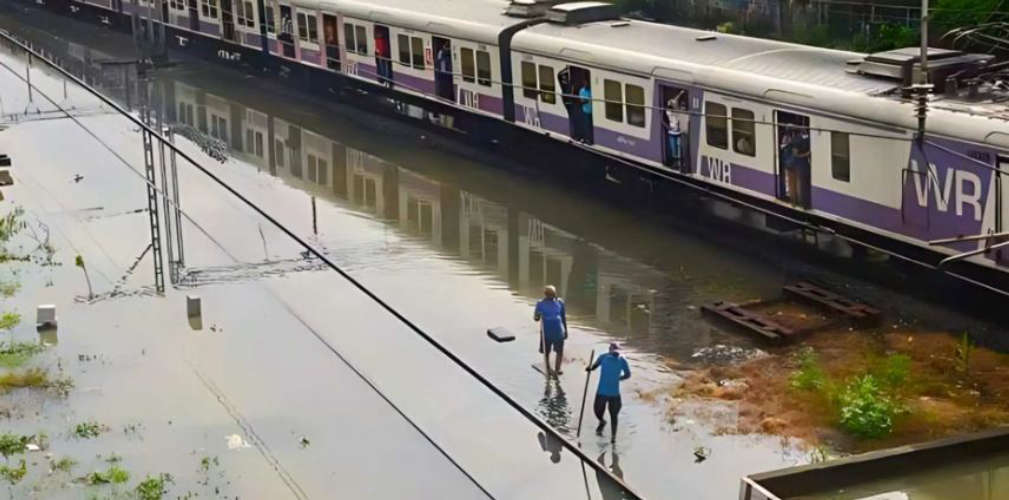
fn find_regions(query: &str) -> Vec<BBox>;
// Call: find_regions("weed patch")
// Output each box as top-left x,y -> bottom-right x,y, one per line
0,434 -> 29,460
0,368 -> 49,392
838,375 -> 903,438
82,465 -> 129,485
0,460 -> 25,485
53,456 -> 76,473
73,421 -> 108,440
135,473 -> 173,500
789,347 -> 828,391
0,342 -> 43,368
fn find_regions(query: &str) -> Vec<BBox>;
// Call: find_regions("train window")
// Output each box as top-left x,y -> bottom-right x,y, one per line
476,50 -> 491,86
538,65 -> 556,104
604,79 -> 623,122
397,34 -> 410,66
411,37 -> 425,70
296,14 -> 307,41
245,2 -> 255,27
318,158 -> 328,185
521,62 -> 538,99
307,15 -> 318,43
705,102 -> 728,149
308,155 -> 318,182
731,108 -> 755,156
200,0 -> 218,19
461,48 -> 475,83
265,7 -> 275,33
275,140 -> 285,167
831,131 -> 850,181
344,23 -> 355,53
169,0 -> 184,10
625,84 -> 645,127
355,25 -> 367,54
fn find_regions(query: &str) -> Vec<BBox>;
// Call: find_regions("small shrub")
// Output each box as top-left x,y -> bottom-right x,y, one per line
0,460 -> 25,485
790,347 -> 827,391
0,434 -> 29,460
135,473 -> 173,500
73,421 -> 106,439
838,375 -> 901,438
0,312 -> 20,332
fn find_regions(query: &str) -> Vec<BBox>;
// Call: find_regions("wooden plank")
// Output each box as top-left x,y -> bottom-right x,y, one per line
701,301 -> 795,341
783,282 -> 880,321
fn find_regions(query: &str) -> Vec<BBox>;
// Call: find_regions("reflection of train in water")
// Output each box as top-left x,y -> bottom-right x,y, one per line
156,76 -> 690,343
22,0 -> 1009,294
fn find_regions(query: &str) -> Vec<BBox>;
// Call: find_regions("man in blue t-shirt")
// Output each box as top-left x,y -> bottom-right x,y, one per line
586,343 -> 631,442
534,285 -> 567,376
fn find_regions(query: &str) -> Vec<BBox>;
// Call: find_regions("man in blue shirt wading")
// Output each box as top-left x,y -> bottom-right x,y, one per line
534,285 -> 567,377
586,343 -> 631,442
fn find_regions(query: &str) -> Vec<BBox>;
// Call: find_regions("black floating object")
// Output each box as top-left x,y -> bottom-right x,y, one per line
0,155 -> 10,167
487,327 -> 515,343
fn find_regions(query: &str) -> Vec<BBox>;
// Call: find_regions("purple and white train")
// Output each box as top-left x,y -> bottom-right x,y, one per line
15,0 -> 1009,293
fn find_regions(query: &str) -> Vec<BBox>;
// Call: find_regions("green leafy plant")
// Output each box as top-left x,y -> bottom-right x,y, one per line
0,460 -> 25,484
838,375 -> 901,438
0,368 -> 49,392
0,313 -> 19,333
790,347 -> 827,391
75,255 -> 94,300
73,421 -> 106,439
0,435 -> 28,461
135,473 -> 173,500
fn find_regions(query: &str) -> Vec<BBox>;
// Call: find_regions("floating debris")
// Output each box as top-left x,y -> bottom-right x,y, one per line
690,344 -> 767,365
225,434 -> 249,450
693,446 -> 710,463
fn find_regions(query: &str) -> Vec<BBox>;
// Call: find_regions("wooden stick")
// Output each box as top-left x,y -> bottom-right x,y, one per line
576,349 -> 596,439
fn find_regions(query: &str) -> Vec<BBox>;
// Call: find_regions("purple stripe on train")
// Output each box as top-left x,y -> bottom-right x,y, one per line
199,21 -> 219,37
393,72 -> 436,97
243,32 -> 262,48
300,47 -> 321,66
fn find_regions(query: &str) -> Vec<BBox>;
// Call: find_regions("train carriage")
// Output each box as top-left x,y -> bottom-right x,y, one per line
19,0 -> 1009,292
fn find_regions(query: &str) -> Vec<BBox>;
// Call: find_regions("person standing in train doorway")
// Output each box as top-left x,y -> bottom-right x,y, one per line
435,41 -> 453,101
587,343 -> 630,442
375,31 -> 392,87
578,80 -> 593,144
534,285 -> 567,377
663,97 -> 683,168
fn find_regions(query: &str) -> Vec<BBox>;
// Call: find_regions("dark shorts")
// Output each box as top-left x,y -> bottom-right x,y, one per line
543,336 -> 564,354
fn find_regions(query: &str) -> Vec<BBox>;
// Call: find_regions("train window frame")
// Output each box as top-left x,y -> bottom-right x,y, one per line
625,84 -> 645,128
169,0 -> 184,11
307,14 -> 318,43
731,107 -> 756,157
275,140 -> 285,167
538,65 -> 556,104
355,25 -> 368,54
200,0 -> 218,19
604,79 -> 623,123
705,101 -> 728,150
521,61 -> 538,99
411,37 -> 425,70
296,13 -> 308,42
344,23 -> 356,53
397,34 -> 410,66
265,7 -> 276,33
461,48 -> 475,83
476,50 -> 492,87
831,131 -> 851,182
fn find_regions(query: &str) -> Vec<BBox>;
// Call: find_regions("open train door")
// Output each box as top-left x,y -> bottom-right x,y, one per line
774,110 -> 811,208
659,85 -> 690,172
558,66 -> 593,144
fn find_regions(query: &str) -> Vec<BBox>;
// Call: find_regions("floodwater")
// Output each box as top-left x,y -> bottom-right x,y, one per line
1,8 -> 1009,499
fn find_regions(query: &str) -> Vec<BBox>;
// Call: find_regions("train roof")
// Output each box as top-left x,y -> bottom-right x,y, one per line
515,18 -> 892,94
300,0 -> 518,44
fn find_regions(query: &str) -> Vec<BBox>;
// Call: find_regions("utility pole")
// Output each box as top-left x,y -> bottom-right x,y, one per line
915,0 -> 932,142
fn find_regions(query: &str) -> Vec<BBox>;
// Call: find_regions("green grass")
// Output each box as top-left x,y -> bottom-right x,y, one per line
84,465 -> 130,485
0,434 -> 29,460
135,473 -> 173,500
54,456 -> 77,473
0,312 -> 21,332
790,347 -> 828,391
873,353 -> 912,388
0,341 -> 43,368
0,368 -> 50,393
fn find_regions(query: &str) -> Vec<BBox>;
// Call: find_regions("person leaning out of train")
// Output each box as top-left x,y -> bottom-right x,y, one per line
664,98 -> 682,164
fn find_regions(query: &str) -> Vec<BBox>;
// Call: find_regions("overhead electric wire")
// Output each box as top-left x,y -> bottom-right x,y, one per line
0,32 -> 643,499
